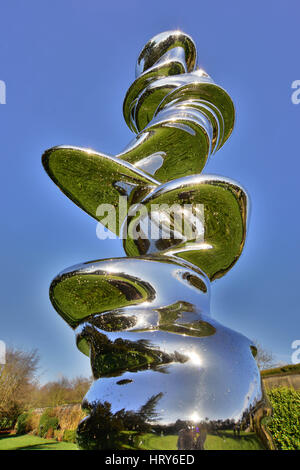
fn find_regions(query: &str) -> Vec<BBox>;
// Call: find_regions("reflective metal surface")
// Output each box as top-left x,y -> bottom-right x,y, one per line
42,30 -> 234,213
123,174 -> 248,281
50,257 -> 268,449
42,31 -> 273,450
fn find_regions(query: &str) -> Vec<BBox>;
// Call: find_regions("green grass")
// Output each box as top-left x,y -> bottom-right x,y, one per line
138,431 -> 264,450
205,431 -> 264,450
0,431 -> 264,450
0,434 -> 78,450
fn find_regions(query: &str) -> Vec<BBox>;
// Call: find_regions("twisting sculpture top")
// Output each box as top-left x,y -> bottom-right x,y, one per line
42,31 -> 270,450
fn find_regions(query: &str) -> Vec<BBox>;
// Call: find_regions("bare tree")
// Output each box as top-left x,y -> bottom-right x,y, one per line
37,375 -> 91,407
0,347 -> 40,425
253,340 -> 275,370
70,376 -> 91,403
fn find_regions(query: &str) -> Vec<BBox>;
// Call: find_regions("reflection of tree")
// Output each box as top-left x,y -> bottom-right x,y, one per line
80,324 -> 188,378
158,301 -> 216,337
77,393 -> 163,450
91,313 -> 137,332
77,401 -> 124,450
139,392 -> 163,422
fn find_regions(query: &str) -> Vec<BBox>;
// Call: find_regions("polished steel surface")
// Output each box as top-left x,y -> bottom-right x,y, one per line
42,30 -> 234,206
42,31 -> 272,450
123,174 -> 248,281
50,256 -> 268,449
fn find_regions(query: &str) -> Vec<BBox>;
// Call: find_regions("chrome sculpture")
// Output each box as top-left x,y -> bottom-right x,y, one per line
42,31 -> 272,450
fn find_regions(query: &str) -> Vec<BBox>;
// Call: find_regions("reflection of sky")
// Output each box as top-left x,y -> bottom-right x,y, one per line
230,376 -> 261,423
0,1 -> 299,382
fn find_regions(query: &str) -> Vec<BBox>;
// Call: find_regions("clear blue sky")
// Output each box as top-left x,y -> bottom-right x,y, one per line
0,0 -> 299,382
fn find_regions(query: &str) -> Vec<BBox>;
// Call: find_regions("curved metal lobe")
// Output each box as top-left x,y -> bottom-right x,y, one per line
123,174 -> 248,281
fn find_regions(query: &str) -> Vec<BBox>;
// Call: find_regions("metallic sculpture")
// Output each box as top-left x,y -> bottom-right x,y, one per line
42,31 -> 272,450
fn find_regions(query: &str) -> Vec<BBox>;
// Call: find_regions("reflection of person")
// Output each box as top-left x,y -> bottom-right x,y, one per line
194,424 -> 207,450
233,423 -> 241,437
177,427 -> 195,450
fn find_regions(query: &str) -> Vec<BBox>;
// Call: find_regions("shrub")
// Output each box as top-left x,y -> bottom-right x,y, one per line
54,429 -> 64,441
0,402 -> 23,430
267,387 -> 300,450
15,410 -> 41,435
53,404 -> 85,431
45,427 -> 54,439
26,411 -> 40,435
16,412 -> 31,435
63,429 -> 77,443
0,416 -> 13,430
38,409 -> 59,438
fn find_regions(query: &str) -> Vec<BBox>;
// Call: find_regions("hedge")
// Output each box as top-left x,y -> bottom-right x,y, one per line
267,387 -> 300,450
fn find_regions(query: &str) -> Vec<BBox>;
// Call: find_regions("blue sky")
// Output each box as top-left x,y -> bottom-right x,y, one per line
0,0 -> 299,382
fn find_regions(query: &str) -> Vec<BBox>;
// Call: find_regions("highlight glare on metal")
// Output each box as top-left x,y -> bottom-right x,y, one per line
42,30 -> 272,450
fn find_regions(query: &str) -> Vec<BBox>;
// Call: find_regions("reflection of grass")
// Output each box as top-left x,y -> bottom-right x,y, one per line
52,274 -> 148,327
173,183 -> 246,281
158,321 -> 215,337
205,431 -> 264,450
137,433 -> 178,450
157,302 -> 216,337
137,431 -> 264,450
0,434 -> 77,450
0,431 -> 264,450
43,146 -> 153,228
93,349 -> 156,376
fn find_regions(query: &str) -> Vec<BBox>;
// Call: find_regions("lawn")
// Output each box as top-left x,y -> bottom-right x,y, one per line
0,434 -> 78,450
205,431 -> 264,450
0,430 -> 264,451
